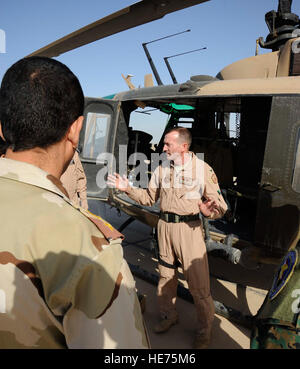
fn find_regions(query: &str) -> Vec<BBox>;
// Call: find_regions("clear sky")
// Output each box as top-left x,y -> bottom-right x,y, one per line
1,0 -> 300,142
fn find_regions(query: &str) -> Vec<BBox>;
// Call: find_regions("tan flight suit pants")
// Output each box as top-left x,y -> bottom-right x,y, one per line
157,218 -> 215,332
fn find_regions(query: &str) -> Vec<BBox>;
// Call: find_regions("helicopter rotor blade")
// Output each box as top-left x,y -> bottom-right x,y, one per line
27,0 -> 209,58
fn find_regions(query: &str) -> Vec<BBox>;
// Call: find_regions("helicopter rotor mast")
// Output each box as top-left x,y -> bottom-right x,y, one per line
259,0 -> 300,51
27,0 -> 210,58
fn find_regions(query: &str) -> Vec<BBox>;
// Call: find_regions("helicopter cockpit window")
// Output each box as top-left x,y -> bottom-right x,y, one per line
127,108 -> 169,160
292,128 -> 300,192
82,112 -> 110,160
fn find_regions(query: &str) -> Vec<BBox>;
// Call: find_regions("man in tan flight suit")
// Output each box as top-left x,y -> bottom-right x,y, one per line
0,57 -> 149,349
61,150 -> 88,209
108,127 -> 227,349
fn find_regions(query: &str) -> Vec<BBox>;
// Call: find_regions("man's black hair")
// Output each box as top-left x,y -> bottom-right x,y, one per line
0,56 -> 84,151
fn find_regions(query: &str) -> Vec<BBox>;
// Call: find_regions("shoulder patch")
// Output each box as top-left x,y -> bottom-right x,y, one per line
79,208 -> 124,241
209,173 -> 218,185
269,249 -> 298,300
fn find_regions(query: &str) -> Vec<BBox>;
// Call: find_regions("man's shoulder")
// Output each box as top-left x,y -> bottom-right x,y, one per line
191,152 -> 207,164
0,176 -> 108,244
192,155 -> 212,173
0,159 -> 123,248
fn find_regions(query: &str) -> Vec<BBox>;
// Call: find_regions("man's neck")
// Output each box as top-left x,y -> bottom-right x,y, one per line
5,146 -> 66,179
173,151 -> 191,167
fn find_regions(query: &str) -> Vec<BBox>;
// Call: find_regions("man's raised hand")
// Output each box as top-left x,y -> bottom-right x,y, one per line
107,173 -> 130,192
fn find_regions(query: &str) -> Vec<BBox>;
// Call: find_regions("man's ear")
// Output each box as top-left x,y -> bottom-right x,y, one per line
67,116 -> 84,148
0,123 -> 5,141
182,142 -> 189,152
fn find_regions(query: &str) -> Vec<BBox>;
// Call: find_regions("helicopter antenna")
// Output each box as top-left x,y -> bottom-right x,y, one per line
142,29 -> 191,85
163,47 -> 207,84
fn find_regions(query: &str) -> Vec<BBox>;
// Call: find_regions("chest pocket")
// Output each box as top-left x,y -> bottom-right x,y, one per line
174,176 -> 198,199
159,161 -> 202,200
174,160 -> 200,199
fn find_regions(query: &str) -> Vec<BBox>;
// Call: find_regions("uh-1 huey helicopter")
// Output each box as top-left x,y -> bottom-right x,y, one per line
28,0 -> 300,329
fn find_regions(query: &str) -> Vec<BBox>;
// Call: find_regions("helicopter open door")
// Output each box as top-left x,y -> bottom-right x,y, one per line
255,96 -> 300,256
78,98 -> 121,200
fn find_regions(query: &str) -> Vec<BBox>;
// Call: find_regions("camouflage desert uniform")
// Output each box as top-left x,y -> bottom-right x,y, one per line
126,152 -> 227,331
0,158 -> 149,349
61,151 -> 88,210
251,243 -> 300,349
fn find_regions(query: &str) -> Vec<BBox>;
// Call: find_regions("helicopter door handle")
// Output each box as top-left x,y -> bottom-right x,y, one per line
96,159 -> 108,166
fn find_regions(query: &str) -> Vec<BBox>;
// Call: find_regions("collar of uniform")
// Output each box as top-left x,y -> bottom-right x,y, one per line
172,151 -> 193,172
0,158 -> 70,201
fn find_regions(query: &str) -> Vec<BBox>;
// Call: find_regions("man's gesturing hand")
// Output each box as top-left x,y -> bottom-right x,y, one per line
107,173 -> 130,192
199,198 -> 220,218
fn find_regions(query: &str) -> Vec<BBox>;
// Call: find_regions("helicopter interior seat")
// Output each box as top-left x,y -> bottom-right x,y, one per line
127,129 -> 154,161
126,129 -> 154,187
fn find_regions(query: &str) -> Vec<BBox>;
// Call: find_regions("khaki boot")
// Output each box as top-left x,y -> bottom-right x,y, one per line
193,329 -> 211,349
154,316 -> 179,333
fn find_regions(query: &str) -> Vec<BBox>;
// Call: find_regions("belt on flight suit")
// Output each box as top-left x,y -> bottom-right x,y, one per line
157,211 -> 200,269
159,212 -> 200,223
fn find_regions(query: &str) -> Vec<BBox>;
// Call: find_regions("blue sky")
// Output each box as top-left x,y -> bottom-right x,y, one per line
2,0 -> 300,96
1,0 -> 300,142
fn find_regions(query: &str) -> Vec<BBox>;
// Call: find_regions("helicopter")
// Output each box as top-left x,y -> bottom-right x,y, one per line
28,0 -> 300,330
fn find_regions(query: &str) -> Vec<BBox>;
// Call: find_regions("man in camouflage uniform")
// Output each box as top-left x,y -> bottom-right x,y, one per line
0,57 -> 149,349
251,242 -> 300,349
108,127 -> 227,349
